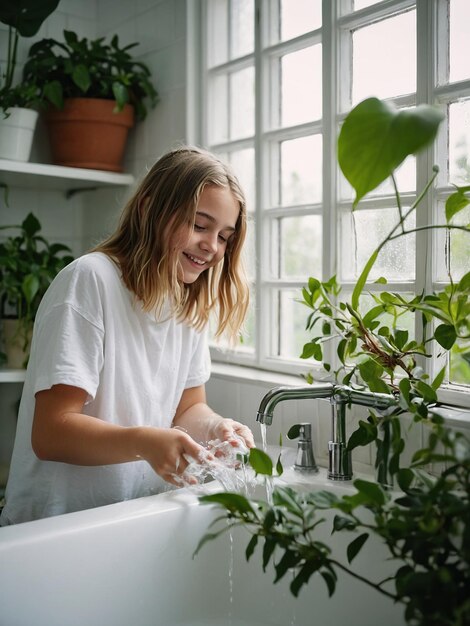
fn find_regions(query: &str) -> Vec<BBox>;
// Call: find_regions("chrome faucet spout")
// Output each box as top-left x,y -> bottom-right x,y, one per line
256,383 -> 335,425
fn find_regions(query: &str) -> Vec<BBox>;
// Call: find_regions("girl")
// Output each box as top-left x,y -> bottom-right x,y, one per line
0,146 -> 254,525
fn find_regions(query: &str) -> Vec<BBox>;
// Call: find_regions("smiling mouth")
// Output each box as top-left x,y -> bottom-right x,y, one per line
183,252 -> 208,266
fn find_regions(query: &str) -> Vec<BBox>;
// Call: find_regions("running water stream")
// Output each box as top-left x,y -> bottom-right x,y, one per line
172,425 -> 285,625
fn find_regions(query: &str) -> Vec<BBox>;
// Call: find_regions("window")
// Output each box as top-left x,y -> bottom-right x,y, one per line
200,0 -> 470,404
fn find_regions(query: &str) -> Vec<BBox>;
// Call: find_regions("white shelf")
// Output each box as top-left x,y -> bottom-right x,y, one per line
0,369 -> 26,383
0,159 -> 135,195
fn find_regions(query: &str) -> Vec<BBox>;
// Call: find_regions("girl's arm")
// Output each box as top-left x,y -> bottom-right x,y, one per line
32,384 -> 207,485
173,385 -> 255,449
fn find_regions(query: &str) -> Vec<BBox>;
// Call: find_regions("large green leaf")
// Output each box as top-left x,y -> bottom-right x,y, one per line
0,0 -> 60,37
338,98 -> 444,208
445,185 -> 470,222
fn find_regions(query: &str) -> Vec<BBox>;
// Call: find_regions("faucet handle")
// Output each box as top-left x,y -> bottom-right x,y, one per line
287,423 -> 318,474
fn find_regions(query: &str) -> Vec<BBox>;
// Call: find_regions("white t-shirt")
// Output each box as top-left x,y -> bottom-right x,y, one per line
0,252 -> 210,524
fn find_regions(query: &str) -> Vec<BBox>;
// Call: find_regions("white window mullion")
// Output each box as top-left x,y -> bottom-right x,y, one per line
255,0 -> 267,369
415,0 -> 438,380
321,0 -> 338,372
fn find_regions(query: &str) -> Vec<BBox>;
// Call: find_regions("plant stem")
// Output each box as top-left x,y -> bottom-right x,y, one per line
328,557 -> 400,601
388,224 -> 470,242
391,173 -> 405,234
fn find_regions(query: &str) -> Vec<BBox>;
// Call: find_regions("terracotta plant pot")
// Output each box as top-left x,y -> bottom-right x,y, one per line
45,98 -> 135,172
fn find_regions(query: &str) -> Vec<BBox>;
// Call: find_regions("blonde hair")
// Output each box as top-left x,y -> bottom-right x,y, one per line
94,146 -> 249,342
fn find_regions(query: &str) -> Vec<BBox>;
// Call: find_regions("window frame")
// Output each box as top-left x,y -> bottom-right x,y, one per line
198,0 -> 470,408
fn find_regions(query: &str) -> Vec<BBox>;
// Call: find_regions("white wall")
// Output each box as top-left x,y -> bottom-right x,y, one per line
0,0 -> 192,486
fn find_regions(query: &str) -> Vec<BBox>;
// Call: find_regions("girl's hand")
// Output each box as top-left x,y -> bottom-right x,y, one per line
135,427 -> 209,486
211,418 -> 255,451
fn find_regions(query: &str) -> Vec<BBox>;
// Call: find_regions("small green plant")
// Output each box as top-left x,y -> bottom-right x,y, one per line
22,30 -> 159,120
299,97 -> 469,485
0,212 -> 74,361
0,0 -> 60,113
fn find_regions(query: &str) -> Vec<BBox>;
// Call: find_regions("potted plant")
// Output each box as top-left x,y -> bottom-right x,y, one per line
0,212 -> 74,368
22,30 -> 159,172
195,98 -> 470,626
0,0 -> 60,161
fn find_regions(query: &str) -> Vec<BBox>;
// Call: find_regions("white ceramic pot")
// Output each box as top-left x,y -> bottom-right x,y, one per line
0,107 -> 38,162
2,318 -> 32,369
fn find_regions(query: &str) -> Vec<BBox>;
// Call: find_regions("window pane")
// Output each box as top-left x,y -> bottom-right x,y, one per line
280,135 -> 322,206
207,0 -> 229,67
450,339 -> 470,385
230,66 -> 255,139
281,45 -> 322,127
273,289 -> 308,359
449,0 -> 470,83
280,0 -> 321,41
435,203 -> 470,282
208,74 -> 228,143
353,0 -> 381,10
243,217 -> 256,280
231,0 -> 254,58
340,208 -> 416,282
240,288 -> 256,351
229,148 -> 255,210
449,100 -> 470,185
274,215 -> 322,279
352,10 -> 416,104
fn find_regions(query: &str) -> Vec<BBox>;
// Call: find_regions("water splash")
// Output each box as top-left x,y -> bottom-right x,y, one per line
172,435 -> 257,495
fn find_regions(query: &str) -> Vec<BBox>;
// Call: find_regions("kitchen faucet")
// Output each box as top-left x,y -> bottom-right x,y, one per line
256,383 -> 399,481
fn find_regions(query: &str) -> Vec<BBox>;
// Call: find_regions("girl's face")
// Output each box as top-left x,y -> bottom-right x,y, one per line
177,185 -> 240,284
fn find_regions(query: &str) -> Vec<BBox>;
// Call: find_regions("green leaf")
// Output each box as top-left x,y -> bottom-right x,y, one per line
22,212 -> 41,237
307,490 -> 341,508
275,452 -> 283,477
352,249 -> 378,309
274,550 -> 300,582
431,365 -> 446,391
22,274 -> 39,305
434,324 -> 457,349
44,80 -> 64,109
245,534 -> 258,561
72,64 -> 91,92
414,380 -> 438,403
347,533 -> 369,563
287,424 -> 301,440
333,514 -> 356,532
290,560 -> 321,597
347,420 -> 378,451
359,358 -> 384,382
445,186 -> 470,222
338,97 -> 444,208
112,82 -> 129,111
249,448 -> 273,476
320,570 -> 337,597
394,328 -> 409,351
396,468 -> 414,492
457,271 -> 470,292
353,479 -> 386,506
262,537 -> 276,570
0,0 -> 61,37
